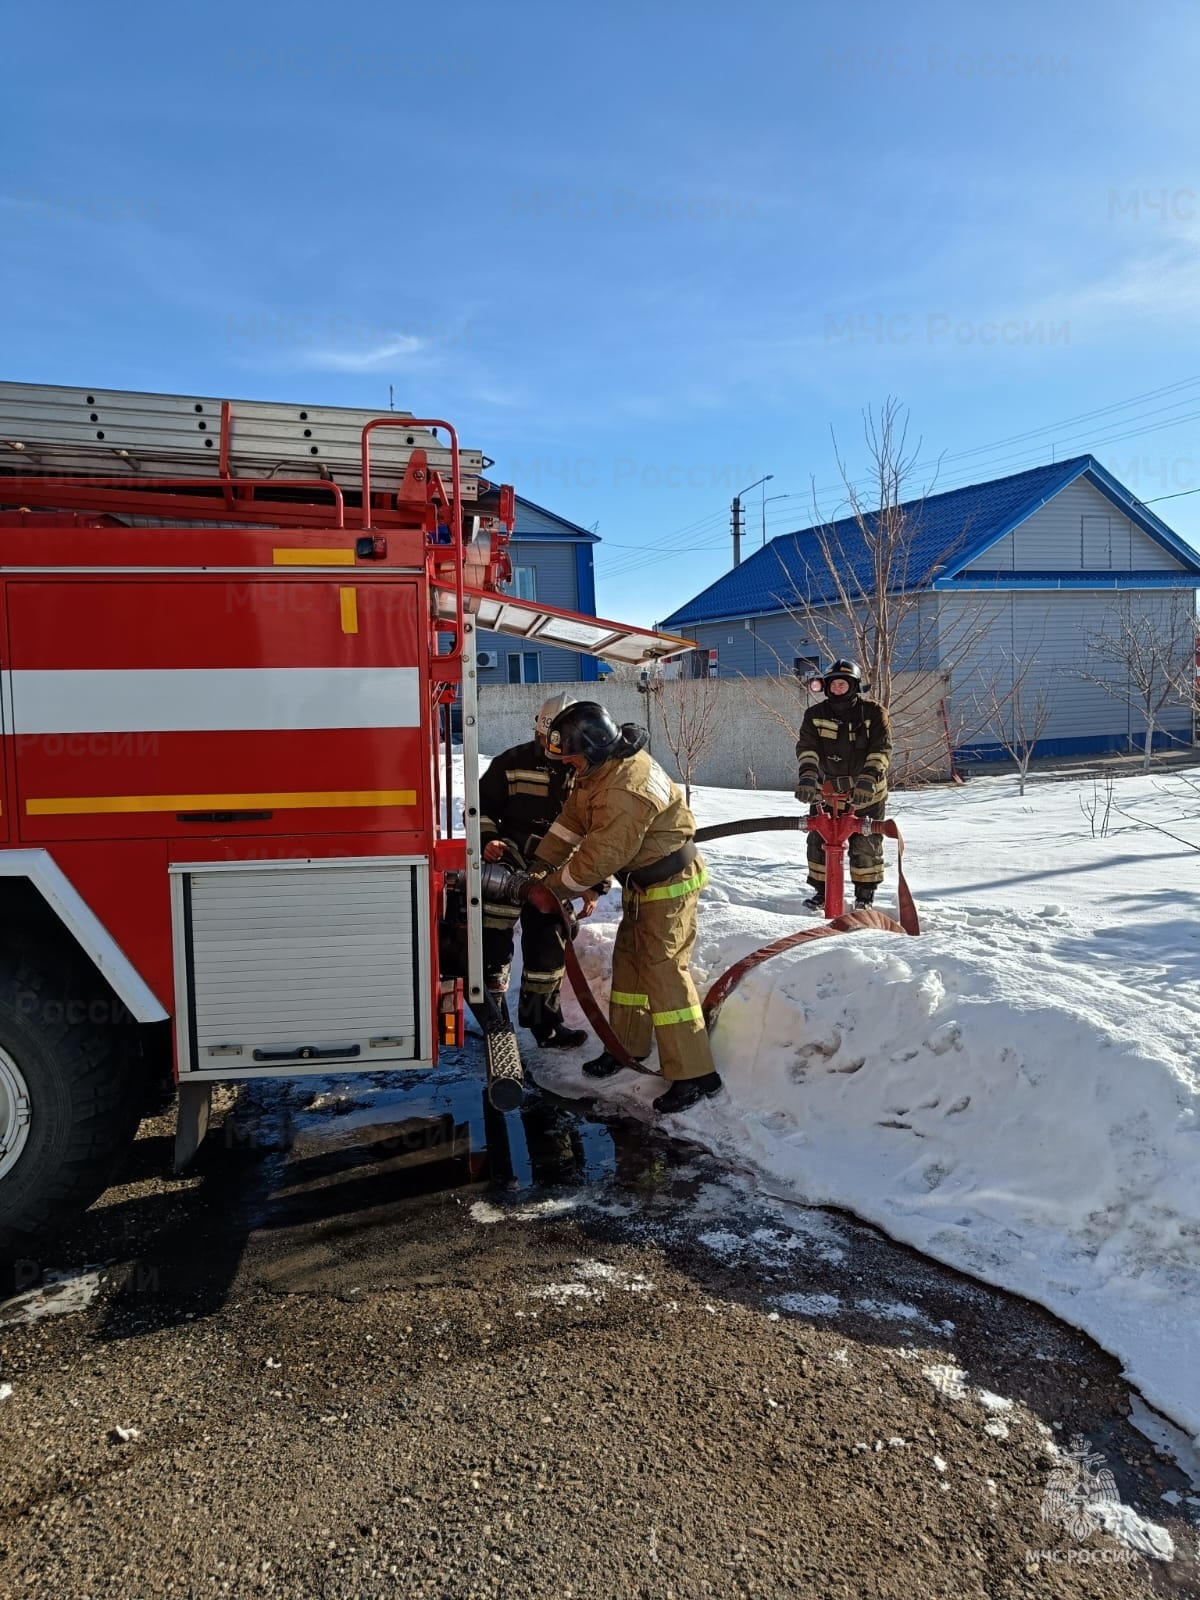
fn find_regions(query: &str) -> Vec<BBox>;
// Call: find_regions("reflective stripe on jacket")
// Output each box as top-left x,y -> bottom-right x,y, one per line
478,739 -> 574,860
795,697 -> 892,788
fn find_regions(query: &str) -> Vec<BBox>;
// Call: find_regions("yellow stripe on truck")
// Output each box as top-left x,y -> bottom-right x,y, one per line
26,789 -> 417,816
272,547 -> 356,566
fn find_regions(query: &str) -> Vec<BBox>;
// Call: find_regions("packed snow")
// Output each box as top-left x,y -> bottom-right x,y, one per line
520,765 -> 1200,1447
529,1260 -> 656,1305
0,1268 -> 103,1326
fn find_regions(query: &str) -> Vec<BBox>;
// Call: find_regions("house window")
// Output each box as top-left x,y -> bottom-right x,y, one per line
507,651 -> 541,684
510,566 -> 537,601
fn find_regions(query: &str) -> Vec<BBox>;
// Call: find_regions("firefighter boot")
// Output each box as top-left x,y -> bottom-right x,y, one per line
582,1050 -> 647,1079
519,990 -> 587,1051
854,887 -> 875,910
653,1072 -> 723,1114
803,890 -> 825,912
536,1020 -> 589,1050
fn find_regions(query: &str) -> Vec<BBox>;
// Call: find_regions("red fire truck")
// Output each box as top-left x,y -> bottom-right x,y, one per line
0,383 -> 688,1250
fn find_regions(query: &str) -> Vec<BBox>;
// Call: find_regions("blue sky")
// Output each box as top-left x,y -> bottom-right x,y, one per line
5,0 -> 1200,627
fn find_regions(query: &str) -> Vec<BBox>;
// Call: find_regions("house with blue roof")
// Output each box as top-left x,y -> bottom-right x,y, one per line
476,492 -> 602,685
660,456 -> 1200,759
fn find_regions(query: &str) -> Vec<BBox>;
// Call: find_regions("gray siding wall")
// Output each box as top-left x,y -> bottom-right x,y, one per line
684,615 -> 815,677
963,478 -> 1185,573
511,502 -> 592,539
687,594 -> 941,679
940,588 -> 1194,750
476,539 -> 584,685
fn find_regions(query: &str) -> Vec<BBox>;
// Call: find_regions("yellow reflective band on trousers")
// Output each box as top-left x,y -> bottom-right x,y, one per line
640,865 -> 709,902
607,856 -> 716,1082
651,1003 -> 704,1026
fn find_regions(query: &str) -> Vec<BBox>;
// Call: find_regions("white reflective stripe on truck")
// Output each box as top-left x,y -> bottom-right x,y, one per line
9,668 -> 421,735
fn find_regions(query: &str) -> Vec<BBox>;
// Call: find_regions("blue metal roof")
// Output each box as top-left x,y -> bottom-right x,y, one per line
661,456 -> 1200,628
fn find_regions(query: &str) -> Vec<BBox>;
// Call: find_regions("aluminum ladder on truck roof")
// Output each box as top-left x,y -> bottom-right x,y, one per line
0,382 -> 487,499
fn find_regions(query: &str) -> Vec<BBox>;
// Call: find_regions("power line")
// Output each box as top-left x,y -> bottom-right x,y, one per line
798,381 -> 1200,514
593,374 -> 1200,583
760,403 -> 1200,534
1144,485 -> 1200,505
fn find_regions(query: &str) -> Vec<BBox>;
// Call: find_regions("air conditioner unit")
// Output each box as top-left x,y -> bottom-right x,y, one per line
477,650 -> 499,668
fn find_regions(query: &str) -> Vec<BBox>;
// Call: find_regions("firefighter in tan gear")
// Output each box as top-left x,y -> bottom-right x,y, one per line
530,701 -> 722,1116
794,660 -> 892,910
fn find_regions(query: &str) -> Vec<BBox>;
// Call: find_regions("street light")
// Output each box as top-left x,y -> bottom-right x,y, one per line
731,474 -> 773,568
761,491 -> 800,546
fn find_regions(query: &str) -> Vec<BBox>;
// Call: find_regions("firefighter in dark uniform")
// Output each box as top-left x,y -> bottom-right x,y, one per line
478,692 -> 589,1048
794,660 -> 892,910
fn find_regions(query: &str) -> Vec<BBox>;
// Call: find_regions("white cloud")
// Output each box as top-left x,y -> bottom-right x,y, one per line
1059,227 -> 1200,324
302,335 -> 428,373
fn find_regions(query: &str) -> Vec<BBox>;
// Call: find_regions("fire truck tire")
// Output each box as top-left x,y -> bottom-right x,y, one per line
0,954 -> 141,1254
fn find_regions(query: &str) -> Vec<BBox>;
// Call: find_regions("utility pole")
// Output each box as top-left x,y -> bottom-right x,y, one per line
732,474 -> 773,568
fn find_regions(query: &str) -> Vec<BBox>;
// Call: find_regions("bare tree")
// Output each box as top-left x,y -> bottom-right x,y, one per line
750,398 -> 1005,783
977,656 -> 1057,795
1079,776 -> 1115,839
1078,593 -> 1194,770
1108,771 -> 1200,850
648,669 -> 722,805
784,402 -> 991,691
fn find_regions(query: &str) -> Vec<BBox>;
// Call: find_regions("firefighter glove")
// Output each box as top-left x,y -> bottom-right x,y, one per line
851,773 -> 877,810
794,774 -> 819,806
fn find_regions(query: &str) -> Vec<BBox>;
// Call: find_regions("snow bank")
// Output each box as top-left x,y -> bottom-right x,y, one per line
531,769 -> 1200,1445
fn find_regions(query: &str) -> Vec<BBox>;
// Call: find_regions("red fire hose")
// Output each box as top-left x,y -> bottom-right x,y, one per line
527,806 -> 919,1069
527,885 -> 659,1073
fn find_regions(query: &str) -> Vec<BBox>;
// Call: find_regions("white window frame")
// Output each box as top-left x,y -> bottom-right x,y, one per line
510,565 -> 537,601
507,650 -> 542,685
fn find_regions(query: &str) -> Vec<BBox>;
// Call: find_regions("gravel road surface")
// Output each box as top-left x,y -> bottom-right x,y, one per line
1,1055 -> 1196,1598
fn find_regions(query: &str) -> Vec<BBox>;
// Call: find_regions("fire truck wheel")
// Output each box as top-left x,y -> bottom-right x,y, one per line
0,955 -> 141,1254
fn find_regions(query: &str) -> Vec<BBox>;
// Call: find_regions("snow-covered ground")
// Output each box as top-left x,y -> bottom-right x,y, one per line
521,765 -> 1200,1448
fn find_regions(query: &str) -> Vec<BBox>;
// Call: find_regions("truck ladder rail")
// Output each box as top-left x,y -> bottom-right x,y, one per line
0,382 -> 486,498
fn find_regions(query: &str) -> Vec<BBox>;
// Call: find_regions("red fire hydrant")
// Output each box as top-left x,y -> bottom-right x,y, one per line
804,786 -> 875,920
